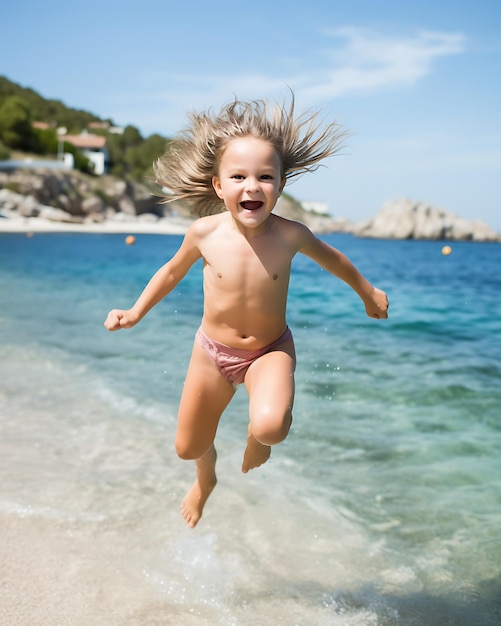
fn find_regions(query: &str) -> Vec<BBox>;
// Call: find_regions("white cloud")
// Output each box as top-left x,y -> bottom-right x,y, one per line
108,27 -> 467,135
296,28 -> 466,100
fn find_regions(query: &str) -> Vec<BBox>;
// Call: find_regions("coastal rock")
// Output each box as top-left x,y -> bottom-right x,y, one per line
118,196 -> 136,216
39,206 -> 82,223
0,188 -> 82,223
0,190 -> 40,217
354,198 -> 500,242
101,178 -> 127,200
7,167 -> 494,240
0,168 -> 347,233
81,196 -> 105,215
275,196 -> 350,234
0,168 -> 161,223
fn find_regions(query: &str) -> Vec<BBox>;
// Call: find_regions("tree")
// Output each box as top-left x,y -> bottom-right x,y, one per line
33,127 -> 58,155
122,125 -> 143,146
0,141 -> 10,159
0,96 -> 37,150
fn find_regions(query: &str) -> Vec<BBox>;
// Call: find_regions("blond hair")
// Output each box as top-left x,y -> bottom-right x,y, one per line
154,95 -> 346,216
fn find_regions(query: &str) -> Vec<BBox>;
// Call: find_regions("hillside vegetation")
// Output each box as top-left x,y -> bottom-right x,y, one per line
0,76 -> 169,180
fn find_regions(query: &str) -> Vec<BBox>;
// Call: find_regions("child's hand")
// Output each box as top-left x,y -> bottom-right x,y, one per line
363,287 -> 389,319
104,309 -> 138,331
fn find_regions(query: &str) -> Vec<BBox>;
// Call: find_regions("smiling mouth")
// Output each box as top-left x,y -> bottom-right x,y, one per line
240,201 -> 263,211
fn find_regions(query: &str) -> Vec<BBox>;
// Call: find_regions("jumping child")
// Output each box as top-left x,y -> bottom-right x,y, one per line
104,97 -> 389,528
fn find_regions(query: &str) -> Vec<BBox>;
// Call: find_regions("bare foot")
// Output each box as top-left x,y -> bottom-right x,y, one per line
181,445 -> 217,528
242,427 -> 271,473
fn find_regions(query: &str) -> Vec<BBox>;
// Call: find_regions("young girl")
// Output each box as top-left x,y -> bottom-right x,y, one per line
104,97 -> 389,528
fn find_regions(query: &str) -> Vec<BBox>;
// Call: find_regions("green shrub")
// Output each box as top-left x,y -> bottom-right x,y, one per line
0,140 -> 10,159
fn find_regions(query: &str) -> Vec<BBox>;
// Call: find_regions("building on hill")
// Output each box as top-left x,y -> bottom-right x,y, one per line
63,132 -> 108,175
87,121 -> 110,130
87,121 -> 124,135
33,121 -> 55,130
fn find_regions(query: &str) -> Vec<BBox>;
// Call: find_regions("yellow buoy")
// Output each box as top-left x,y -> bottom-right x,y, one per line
441,245 -> 452,256
125,235 -> 136,245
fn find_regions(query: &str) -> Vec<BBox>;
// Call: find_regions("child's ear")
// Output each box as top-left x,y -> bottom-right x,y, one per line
279,178 -> 286,194
212,176 -> 224,199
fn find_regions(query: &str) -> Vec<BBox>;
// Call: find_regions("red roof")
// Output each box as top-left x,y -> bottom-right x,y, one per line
64,134 -> 107,149
88,121 -> 110,129
32,121 -> 52,130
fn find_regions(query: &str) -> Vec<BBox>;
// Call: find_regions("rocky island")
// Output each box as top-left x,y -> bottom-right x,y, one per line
353,198 -> 500,242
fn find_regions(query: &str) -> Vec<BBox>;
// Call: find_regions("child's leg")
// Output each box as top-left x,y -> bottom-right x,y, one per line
177,338 -> 236,527
242,338 -> 295,473
181,444 -> 217,528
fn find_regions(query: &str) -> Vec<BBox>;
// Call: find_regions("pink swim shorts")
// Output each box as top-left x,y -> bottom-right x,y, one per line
196,326 -> 294,386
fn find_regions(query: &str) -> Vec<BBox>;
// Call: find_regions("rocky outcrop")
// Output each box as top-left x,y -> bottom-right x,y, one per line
275,196 -> 351,234
353,198 -> 500,242
0,167 -> 348,233
0,168 -> 164,224
3,170 -> 496,240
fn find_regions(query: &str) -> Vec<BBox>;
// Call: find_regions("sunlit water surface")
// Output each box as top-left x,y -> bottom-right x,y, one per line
1,232 -> 500,625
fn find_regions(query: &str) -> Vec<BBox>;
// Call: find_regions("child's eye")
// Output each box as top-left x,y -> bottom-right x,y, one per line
260,175 -> 273,180
231,174 -> 244,180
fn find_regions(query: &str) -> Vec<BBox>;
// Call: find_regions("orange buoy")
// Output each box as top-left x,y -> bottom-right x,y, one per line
441,245 -> 452,256
125,235 -> 136,245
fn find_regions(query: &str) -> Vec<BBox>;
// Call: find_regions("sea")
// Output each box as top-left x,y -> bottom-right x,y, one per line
0,231 -> 500,626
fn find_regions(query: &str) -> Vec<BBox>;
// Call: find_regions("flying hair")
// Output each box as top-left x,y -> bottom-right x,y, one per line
154,94 -> 347,216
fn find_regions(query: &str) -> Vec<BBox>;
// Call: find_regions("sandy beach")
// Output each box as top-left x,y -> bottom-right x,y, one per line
0,216 -> 193,235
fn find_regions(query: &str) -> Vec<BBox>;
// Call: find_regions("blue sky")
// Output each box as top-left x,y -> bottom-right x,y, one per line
2,0 -> 500,230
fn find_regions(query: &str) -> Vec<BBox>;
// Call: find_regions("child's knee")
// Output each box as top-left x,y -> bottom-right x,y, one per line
175,443 -> 194,460
175,438 -> 207,460
250,407 -> 292,445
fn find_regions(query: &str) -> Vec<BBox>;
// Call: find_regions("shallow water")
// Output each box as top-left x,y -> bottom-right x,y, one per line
1,232 -> 500,625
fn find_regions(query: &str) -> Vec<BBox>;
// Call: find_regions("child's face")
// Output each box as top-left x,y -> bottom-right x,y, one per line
212,136 -> 285,230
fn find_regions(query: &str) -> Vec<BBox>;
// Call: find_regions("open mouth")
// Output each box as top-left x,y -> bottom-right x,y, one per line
240,201 -> 263,211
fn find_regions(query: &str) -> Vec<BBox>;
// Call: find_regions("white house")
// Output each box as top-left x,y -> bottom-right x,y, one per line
63,132 -> 108,175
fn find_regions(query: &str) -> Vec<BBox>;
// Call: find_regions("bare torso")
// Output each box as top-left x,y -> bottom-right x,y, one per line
197,212 -> 302,349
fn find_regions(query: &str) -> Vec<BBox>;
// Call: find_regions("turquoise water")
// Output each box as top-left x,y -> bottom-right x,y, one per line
1,232 -> 500,625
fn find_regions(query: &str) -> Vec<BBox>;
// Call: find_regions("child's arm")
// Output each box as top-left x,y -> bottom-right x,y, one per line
298,228 -> 389,319
104,225 -> 203,331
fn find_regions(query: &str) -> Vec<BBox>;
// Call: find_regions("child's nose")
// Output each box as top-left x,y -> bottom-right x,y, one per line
245,177 -> 260,193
